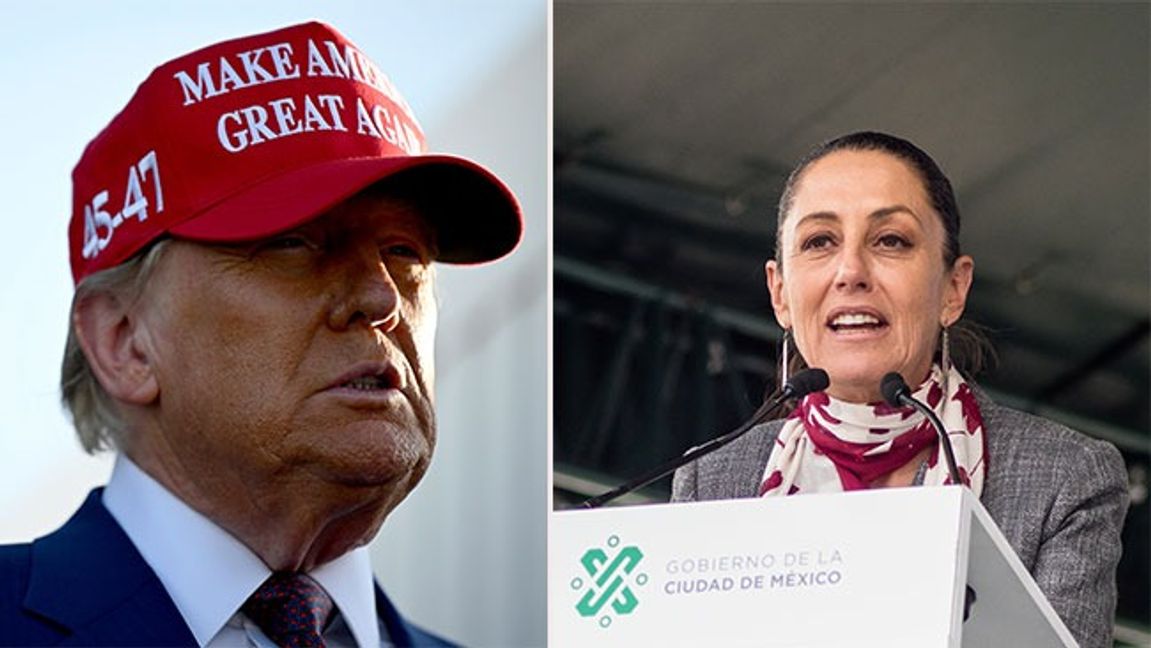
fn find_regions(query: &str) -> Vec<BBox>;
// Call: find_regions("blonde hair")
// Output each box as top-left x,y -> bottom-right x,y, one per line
61,241 -> 170,453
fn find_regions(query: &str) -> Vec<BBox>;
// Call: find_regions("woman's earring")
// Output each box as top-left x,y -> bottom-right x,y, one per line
780,328 -> 791,387
940,326 -> 951,390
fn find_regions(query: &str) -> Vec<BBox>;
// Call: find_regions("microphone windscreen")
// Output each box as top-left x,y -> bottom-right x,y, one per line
786,368 -> 829,398
880,372 -> 909,407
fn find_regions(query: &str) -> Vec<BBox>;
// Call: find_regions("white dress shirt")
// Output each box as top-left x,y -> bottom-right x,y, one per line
103,456 -> 385,647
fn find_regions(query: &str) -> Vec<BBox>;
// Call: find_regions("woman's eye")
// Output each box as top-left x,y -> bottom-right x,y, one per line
801,234 -> 834,251
876,234 -> 911,249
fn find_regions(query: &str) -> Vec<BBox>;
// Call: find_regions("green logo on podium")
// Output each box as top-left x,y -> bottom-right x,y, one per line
571,534 -> 648,629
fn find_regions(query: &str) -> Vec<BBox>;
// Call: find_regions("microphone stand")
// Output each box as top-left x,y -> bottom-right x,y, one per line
880,372 -> 963,487
580,368 -> 828,509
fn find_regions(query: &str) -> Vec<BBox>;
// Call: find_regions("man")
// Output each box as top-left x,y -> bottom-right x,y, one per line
0,21 -> 521,646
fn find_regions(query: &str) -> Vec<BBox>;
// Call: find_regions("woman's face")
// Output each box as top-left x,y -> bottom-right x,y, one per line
766,149 -> 973,403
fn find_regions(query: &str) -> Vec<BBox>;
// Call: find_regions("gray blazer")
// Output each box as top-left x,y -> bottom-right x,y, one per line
671,394 -> 1129,648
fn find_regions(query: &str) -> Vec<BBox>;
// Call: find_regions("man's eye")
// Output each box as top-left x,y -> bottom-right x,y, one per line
384,243 -> 423,260
267,236 -> 312,250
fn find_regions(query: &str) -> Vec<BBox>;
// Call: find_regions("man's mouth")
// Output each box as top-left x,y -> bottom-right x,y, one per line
330,362 -> 403,393
341,375 -> 393,391
826,310 -> 888,332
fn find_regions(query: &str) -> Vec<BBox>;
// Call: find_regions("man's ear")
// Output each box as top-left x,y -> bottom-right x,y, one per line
72,292 -> 159,406
765,260 -> 791,330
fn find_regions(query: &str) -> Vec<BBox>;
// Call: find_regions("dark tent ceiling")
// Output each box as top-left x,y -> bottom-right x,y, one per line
555,2 -> 1150,448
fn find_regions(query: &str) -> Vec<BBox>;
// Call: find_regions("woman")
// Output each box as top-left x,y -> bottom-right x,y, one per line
671,132 -> 1128,648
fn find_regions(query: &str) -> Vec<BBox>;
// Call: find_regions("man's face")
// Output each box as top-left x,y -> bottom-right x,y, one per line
135,191 -> 438,514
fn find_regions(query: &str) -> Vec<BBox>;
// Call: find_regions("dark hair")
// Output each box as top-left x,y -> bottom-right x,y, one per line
776,131 -> 962,268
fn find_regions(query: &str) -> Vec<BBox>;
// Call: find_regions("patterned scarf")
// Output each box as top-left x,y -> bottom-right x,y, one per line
760,364 -> 987,497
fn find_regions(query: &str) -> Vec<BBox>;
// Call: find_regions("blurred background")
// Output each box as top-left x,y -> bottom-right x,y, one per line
553,2 -> 1149,643
0,2 -> 545,646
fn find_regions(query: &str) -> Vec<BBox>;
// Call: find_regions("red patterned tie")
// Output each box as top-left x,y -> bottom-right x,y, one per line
242,572 -> 334,648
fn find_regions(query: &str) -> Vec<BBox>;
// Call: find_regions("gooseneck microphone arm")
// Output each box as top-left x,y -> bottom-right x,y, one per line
879,372 -> 963,487
580,368 -> 830,509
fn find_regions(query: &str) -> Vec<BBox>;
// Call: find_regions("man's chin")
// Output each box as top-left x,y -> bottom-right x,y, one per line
305,447 -> 430,490
281,418 -> 433,493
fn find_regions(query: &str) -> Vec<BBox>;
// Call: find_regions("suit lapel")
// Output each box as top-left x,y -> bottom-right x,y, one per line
375,582 -> 416,645
25,489 -> 197,646
374,583 -> 459,646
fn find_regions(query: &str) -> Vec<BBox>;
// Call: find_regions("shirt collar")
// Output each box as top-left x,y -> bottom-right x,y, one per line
309,544 -> 381,648
103,455 -> 380,648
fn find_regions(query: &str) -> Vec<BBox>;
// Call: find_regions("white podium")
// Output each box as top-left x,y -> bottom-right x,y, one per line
549,487 -> 1076,647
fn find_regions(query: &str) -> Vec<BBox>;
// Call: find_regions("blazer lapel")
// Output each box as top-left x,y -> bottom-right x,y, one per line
701,422 -> 780,500
25,489 -> 197,646
741,424 -> 780,498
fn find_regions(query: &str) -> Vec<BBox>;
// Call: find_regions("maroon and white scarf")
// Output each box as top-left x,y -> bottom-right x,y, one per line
760,364 -> 987,497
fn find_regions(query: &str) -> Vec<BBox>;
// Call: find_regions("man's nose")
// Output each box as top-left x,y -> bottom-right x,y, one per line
329,245 -> 401,332
832,245 -> 871,292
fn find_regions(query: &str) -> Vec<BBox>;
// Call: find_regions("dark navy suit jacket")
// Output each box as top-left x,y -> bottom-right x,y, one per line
0,489 -> 454,646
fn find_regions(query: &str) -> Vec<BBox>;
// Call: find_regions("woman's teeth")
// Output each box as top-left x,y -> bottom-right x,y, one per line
830,313 -> 882,330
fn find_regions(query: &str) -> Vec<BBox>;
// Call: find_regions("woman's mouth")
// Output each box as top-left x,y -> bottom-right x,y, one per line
826,310 -> 888,333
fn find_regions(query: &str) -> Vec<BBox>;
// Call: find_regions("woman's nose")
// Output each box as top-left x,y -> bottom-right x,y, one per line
832,246 -> 871,292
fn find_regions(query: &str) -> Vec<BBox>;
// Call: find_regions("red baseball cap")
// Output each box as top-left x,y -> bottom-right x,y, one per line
69,21 -> 522,285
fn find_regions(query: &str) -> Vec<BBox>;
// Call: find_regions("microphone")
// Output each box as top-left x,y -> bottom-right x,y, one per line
580,368 -> 830,509
880,372 -> 963,487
